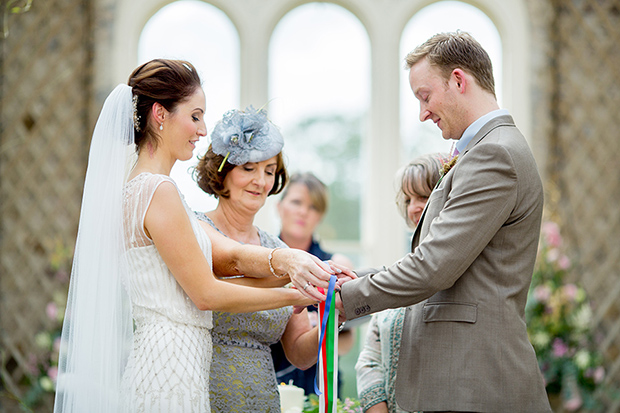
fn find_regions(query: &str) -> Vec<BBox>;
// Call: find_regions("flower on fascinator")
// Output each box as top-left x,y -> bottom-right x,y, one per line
211,105 -> 284,171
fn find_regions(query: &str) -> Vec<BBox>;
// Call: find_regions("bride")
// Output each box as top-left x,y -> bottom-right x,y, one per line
53,59 -> 338,413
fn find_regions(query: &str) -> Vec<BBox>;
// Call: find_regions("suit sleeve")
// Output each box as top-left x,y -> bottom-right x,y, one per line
341,142 -> 518,319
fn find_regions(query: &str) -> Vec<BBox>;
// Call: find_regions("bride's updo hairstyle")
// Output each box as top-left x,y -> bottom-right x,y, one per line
128,59 -> 201,151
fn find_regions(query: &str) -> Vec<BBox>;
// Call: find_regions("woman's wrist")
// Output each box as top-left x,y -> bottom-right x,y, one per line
268,248 -> 287,278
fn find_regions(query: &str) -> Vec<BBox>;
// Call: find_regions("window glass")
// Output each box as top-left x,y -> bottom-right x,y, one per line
138,0 -> 240,211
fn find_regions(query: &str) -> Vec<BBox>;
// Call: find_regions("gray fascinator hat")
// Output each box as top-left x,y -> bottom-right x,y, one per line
211,105 -> 284,171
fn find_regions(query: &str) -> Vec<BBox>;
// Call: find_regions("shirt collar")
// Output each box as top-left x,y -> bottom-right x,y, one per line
455,109 -> 510,154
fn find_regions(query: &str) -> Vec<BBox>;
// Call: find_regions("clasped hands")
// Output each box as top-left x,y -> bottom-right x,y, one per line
288,254 -> 355,320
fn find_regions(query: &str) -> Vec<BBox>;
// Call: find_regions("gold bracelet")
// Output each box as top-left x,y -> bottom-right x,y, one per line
268,248 -> 286,278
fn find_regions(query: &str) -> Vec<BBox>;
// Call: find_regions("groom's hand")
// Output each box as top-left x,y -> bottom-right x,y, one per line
334,289 -> 346,321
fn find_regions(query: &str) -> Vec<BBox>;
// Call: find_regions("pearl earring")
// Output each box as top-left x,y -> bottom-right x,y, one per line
159,123 -> 163,131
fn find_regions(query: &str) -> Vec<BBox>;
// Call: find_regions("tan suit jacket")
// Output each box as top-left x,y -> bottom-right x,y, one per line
342,115 -> 551,412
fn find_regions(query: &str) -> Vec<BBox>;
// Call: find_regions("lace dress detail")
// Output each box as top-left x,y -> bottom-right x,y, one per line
121,173 -> 213,413
196,213 -> 293,413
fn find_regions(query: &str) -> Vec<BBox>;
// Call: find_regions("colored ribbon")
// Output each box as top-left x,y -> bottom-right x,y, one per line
314,274 -> 338,413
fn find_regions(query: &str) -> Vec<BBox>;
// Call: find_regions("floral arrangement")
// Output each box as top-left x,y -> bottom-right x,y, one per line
21,241 -> 71,408
525,221 -> 608,411
303,394 -> 362,413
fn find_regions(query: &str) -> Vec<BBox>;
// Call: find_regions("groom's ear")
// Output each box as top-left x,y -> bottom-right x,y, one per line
451,68 -> 467,93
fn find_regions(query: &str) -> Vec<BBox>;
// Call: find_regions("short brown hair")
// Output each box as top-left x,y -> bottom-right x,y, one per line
281,172 -> 329,215
194,145 -> 288,199
128,59 -> 202,151
404,31 -> 495,97
395,153 -> 444,227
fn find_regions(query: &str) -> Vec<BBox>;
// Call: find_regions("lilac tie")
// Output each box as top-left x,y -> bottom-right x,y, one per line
451,143 -> 460,157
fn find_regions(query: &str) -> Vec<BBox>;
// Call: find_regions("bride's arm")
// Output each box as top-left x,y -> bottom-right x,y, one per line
197,221 -> 289,288
215,274 -> 290,288
145,182 -> 319,311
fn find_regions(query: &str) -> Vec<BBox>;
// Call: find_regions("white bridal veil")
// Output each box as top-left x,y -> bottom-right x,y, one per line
54,84 -> 135,412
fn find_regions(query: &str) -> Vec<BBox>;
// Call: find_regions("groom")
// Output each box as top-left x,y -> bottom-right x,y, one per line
336,32 -> 551,412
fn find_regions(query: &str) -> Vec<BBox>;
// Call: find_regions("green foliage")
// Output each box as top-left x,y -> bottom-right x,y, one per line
303,394 -> 362,413
526,222 -> 610,411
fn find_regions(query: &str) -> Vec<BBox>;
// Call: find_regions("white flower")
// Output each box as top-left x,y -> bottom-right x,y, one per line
570,304 -> 592,332
574,349 -> 591,369
35,332 -> 52,349
40,376 -> 55,392
531,331 -> 551,348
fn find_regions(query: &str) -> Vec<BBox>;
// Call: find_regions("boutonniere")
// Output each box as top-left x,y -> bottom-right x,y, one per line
436,154 -> 459,187
441,154 -> 458,175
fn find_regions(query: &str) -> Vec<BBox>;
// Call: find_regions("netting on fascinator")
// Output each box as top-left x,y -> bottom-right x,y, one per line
210,105 -> 284,171
54,84 -> 135,412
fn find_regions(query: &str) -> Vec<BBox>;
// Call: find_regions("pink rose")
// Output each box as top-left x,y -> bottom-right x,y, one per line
564,394 -> 582,411
542,222 -> 563,248
552,338 -> 569,357
563,284 -> 578,301
594,366 -> 605,383
47,366 -> 58,382
534,285 -> 551,302
46,302 -> 58,320
558,254 -> 571,270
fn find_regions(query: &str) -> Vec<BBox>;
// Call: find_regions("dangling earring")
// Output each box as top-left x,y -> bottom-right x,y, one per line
159,122 -> 163,131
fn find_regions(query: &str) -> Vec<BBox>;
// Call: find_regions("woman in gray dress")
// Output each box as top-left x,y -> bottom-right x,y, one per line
193,107 -> 350,412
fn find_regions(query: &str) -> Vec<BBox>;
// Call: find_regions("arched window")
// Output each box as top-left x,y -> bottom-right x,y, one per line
138,0 -> 240,211
399,1 -> 502,163
268,2 -> 370,261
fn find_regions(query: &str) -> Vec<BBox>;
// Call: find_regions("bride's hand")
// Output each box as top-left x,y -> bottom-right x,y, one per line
273,249 -> 334,301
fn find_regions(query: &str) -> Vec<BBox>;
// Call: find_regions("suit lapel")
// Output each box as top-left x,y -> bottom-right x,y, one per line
409,115 -> 516,252
410,203 -> 429,251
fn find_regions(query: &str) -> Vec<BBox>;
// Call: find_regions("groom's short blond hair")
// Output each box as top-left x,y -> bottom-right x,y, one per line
405,31 -> 496,98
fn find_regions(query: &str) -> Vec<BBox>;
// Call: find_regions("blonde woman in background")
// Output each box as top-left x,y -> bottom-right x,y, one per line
273,171 -> 355,395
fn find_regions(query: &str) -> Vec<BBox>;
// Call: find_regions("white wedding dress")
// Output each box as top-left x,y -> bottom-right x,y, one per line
120,172 -> 213,413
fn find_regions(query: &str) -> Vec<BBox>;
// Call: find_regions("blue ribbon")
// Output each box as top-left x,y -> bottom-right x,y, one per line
313,274 -> 337,396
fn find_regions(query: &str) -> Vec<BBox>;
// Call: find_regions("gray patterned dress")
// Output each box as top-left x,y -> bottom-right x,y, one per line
195,213 -> 292,413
